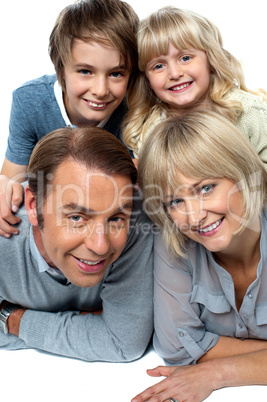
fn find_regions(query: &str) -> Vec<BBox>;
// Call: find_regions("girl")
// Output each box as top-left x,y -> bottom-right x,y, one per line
132,111 -> 267,402
123,6 -> 267,162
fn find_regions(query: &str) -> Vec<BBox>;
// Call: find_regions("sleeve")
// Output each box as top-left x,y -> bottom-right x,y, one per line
17,199 -> 154,362
5,88 -> 39,165
236,98 -> 267,166
153,234 -> 219,366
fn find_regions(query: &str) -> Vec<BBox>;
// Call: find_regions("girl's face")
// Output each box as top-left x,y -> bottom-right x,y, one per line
164,174 -> 244,255
145,42 -> 211,112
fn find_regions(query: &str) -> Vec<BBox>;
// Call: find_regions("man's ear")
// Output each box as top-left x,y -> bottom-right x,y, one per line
25,185 -> 38,226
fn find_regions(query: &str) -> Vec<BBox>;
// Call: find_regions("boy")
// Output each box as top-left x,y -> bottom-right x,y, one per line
0,0 -> 138,236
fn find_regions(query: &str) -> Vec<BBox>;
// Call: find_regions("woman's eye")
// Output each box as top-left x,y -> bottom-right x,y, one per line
199,184 -> 215,195
166,198 -> 183,209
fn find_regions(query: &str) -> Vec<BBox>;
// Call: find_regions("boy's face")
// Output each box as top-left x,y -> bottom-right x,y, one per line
63,40 -> 131,127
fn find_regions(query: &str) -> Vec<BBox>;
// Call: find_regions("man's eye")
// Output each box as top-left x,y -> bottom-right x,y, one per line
70,215 -> 83,222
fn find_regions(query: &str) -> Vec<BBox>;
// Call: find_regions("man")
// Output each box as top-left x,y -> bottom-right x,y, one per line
0,126 -> 153,362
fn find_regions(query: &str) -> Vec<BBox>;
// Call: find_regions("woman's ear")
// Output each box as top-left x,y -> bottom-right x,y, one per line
25,185 -> 38,226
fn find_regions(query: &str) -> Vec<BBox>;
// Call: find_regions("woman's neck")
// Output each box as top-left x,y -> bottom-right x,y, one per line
214,218 -> 261,272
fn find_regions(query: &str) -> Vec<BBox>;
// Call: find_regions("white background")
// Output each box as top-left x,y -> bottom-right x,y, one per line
1,0 -> 266,165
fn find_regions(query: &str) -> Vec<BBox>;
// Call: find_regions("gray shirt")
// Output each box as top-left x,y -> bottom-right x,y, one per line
153,208 -> 267,365
0,193 -> 154,362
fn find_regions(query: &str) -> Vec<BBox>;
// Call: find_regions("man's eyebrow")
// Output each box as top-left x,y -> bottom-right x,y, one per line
61,202 -> 133,215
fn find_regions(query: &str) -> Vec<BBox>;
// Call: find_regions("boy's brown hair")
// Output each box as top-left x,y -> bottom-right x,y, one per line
49,0 -> 139,91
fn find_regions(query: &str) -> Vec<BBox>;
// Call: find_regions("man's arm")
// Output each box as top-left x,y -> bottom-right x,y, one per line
1,201 -> 154,362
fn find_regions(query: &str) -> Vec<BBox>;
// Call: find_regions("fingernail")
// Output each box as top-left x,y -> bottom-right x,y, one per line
12,205 -> 19,213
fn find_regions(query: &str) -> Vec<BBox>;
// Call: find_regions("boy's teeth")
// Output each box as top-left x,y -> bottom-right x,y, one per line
79,259 -> 100,266
89,101 -> 106,107
199,218 -> 222,233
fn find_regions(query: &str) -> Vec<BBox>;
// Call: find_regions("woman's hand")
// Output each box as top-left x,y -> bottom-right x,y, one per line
0,175 -> 24,237
131,362 -> 219,402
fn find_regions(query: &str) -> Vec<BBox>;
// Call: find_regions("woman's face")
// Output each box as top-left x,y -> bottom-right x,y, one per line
164,174 -> 244,254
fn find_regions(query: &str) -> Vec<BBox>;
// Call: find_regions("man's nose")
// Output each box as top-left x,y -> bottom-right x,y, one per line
84,223 -> 110,256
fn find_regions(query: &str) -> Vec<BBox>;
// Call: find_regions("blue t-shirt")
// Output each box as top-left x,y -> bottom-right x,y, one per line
5,74 -> 129,165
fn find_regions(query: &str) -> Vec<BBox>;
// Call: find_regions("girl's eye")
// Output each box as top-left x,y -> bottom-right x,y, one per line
154,63 -> 164,70
181,55 -> 191,62
199,184 -> 215,195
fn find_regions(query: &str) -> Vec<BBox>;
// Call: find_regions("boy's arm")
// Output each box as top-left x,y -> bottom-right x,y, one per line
1,158 -> 28,182
0,170 -> 24,237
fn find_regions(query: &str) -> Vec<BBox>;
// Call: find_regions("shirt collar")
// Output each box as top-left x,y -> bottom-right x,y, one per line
29,227 -> 70,285
53,80 -> 110,128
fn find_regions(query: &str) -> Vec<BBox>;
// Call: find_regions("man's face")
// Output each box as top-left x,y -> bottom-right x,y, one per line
27,159 -> 133,287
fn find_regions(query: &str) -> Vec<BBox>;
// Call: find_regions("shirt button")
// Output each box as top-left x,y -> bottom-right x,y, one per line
247,293 -> 253,299
238,323 -> 243,328
179,332 -> 184,337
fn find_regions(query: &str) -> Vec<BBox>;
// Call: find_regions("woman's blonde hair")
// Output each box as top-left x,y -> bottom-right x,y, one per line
138,111 -> 267,257
123,6 -> 265,155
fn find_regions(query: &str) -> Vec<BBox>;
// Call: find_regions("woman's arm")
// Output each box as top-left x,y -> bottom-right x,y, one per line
198,335 -> 267,362
131,349 -> 267,402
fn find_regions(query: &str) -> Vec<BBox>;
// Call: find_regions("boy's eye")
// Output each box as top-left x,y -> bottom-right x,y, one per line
111,71 -> 124,78
79,69 -> 91,75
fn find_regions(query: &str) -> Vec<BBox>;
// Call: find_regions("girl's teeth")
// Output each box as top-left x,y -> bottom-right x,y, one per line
172,83 -> 191,91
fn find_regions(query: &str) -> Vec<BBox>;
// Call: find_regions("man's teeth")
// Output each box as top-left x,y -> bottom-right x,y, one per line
171,82 -> 191,91
79,259 -> 101,266
198,218 -> 222,233
89,101 -> 106,108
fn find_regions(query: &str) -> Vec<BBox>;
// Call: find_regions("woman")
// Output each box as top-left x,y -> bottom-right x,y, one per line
132,111 -> 267,402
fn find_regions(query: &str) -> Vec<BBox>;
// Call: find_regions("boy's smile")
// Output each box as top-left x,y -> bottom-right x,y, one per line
63,39 -> 130,127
